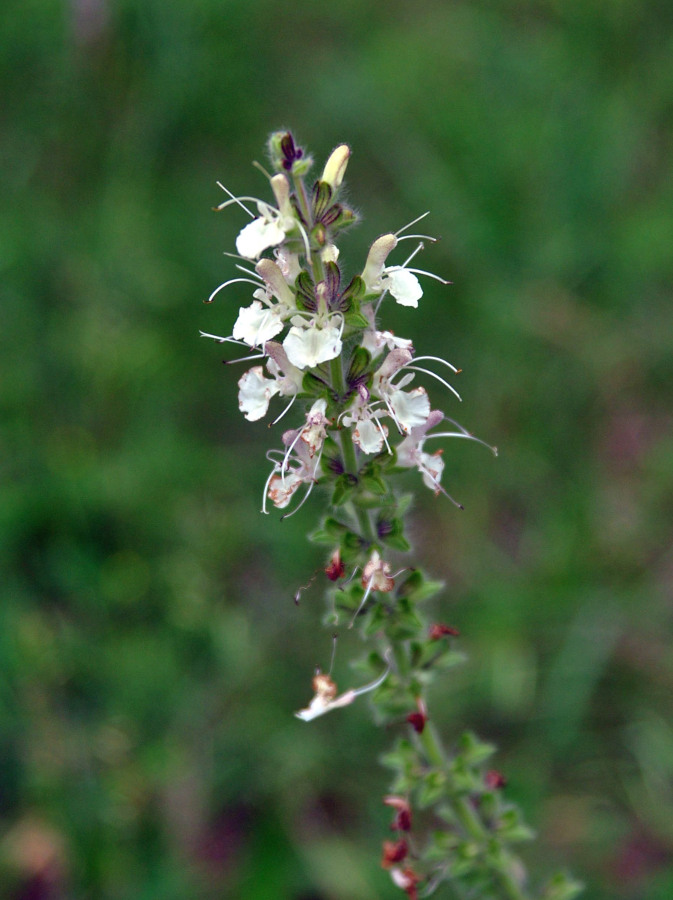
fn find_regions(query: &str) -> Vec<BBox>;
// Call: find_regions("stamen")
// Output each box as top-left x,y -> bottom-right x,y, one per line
270,393 -> 298,426
235,263 -> 264,279
403,365 -> 462,401
223,352 -> 265,365
349,661 -> 390,697
199,331 -> 246,344
251,159 -> 273,180
388,264 -> 453,284
396,233 -> 437,243
374,416 -> 393,455
400,242 -> 425,269
420,462 -> 464,510
403,267 -> 451,285
281,429 -> 304,484
261,465 -> 278,514
412,355 -> 459,374
205,277 -> 262,304
395,211 -> 430,236
328,633 -> 338,675
382,396 -> 405,435
349,574 -> 375,628
427,430 -> 498,456
214,184 -> 258,218
294,570 -> 319,605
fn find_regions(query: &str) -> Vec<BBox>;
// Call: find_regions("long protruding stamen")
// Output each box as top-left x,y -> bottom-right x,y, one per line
374,416 -> 393,455
401,241 -> 425,269
206,277 -> 262,304
421,463 -> 464,510
349,662 -> 390,697
396,233 -> 437,243
412,355 -> 459,374
261,466 -> 278,514
280,449 -> 323,520
395,211 -> 430,236
404,267 -> 451,285
403,365 -> 462,402
281,428 -> 305,484
349,574 -> 375,629
235,263 -> 264,279
214,184 -> 257,217
270,393 -> 298,426
223,352 -> 266,365
427,431 -> 498,456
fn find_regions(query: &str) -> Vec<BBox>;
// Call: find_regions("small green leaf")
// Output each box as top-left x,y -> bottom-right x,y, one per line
458,732 -> 497,766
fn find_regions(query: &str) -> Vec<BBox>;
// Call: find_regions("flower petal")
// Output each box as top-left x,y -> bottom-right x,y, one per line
238,366 -> 280,421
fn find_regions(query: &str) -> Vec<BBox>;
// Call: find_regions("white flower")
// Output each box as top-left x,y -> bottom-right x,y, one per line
362,550 -> 395,592
295,666 -> 389,722
342,391 -> 389,455
362,233 -> 422,305
362,327 -> 414,360
232,299 -> 284,347
361,232 -> 448,307
238,366 -> 281,421
267,471 -> 304,508
263,402 -> 331,513
396,410 -> 448,495
283,319 -> 343,369
388,385 -> 430,432
379,267 -> 422,308
236,203 -> 286,259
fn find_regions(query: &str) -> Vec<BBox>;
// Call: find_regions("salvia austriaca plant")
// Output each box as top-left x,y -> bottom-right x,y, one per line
202,131 -> 582,900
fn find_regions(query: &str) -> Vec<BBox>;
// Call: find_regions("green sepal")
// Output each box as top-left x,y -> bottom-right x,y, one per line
331,473 -> 358,506
417,769 -> 447,808
449,756 -> 482,794
346,347 -> 371,383
341,274 -> 366,303
410,640 -> 467,671
378,517 -> 410,551
295,270 -> 316,310
495,807 -> 536,843
312,179 -> 333,219
341,529 -> 366,552
397,570 -> 444,604
326,206 -> 357,235
333,582 -> 364,614
388,596 -> 424,640
381,737 -> 417,777
458,731 -> 497,766
302,371 -> 329,397
368,676 -> 418,721
424,829 -> 461,861
541,872 -> 585,900
360,472 -> 388,496
343,309 -> 370,330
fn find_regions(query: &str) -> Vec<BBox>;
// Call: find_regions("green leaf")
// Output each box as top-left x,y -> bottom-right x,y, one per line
541,872 -> 585,900
397,570 -> 444,604
331,473 -> 358,506
343,309 -> 370,330
458,732 -> 497,766
417,769 -> 447,807
360,473 -> 387,495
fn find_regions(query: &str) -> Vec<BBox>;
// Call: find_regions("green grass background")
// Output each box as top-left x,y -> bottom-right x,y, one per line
2,0 -> 673,897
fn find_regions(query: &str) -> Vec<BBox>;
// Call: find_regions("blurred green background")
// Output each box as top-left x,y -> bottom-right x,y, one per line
2,0 -> 673,897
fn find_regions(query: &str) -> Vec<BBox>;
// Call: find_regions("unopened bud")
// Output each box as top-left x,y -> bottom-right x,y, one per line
321,144 -> 350,189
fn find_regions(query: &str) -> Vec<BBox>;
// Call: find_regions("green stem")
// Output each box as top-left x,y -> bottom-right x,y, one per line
329,355 -> 374,543
419,722 -> 532,900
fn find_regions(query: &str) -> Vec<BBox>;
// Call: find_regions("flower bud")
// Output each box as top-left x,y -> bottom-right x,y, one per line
321,144 -> 350,189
